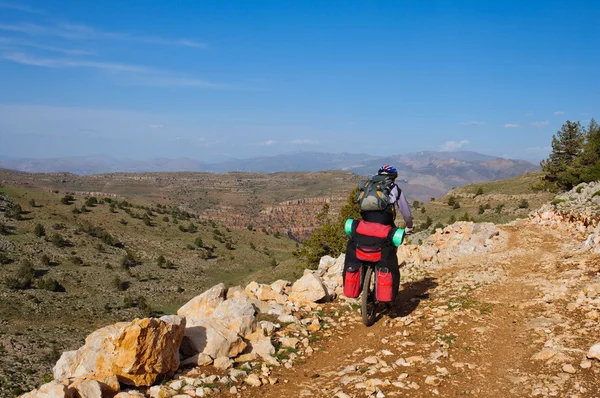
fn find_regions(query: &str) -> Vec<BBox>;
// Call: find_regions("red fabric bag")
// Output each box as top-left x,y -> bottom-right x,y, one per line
375,268 -> 393,302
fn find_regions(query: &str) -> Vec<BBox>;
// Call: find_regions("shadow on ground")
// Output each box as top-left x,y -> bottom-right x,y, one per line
386,277 -> 438,319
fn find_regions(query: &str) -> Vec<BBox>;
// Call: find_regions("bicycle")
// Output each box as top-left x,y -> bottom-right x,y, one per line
344,219 -> 407,326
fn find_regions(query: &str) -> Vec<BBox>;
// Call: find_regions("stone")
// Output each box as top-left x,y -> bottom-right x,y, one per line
114,392 -> 146,398
53,316 -> 185,387
247,331 -> 276,358
531,349 -> 556,361
177,283 -> 226,321
289,273 -> 328,304
211,296 -> 257,337
19,381 -> 73,398
587,343 -> 600,360
562,364 -> 577,374
580,360 -> 592,369
245,374 -> 262,387
180,353 -> 213,367
271,280 -> 291,295
279,337 -> 300,349
214,356 -> 233,370
182,318 -> 247,359
68,376 -> 120,398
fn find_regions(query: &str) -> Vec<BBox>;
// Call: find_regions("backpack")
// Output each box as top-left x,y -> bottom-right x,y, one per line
356,174 -> 396,212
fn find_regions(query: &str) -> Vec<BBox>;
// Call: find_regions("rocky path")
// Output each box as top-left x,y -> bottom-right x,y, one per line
238,222 -> 600,397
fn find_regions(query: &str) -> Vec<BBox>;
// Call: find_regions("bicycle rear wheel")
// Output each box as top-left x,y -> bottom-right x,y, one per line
361,265 -> 377,326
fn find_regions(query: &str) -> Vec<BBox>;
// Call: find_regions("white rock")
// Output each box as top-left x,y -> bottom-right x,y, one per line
212,295 -> 257,337
587,342 -> 600,360
178,283 -> 226,321
289,273 -> 328,304
213,356 -> 233,370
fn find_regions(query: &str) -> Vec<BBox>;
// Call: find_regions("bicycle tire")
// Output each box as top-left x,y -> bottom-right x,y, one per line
361,265 -> 377,326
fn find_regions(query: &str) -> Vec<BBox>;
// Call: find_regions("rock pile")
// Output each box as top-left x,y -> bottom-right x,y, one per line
20,263 -> 341,398
529,181 -> 600,253
397,222 -> 502,271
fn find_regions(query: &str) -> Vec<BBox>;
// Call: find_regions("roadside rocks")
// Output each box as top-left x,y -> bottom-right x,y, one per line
587,343 -> 600,361
53,316 -> 185,386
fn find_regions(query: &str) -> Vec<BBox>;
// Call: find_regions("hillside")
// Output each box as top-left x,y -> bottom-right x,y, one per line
408,171 -> 556,239
14,182 -> 600,398
0,186 -> 301,396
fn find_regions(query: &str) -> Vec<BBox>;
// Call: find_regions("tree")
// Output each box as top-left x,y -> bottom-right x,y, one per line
541,120 -> 584,191
412,200 -> 420,209
475,187 -> 484,196
50,233 -> 66,248
518,199 -> 529,209
447,196 -> 457,207
578,118 -> 600,182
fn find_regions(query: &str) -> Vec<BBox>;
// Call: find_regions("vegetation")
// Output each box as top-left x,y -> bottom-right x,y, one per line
294,188 -> 360,269
540,118 -> 600,191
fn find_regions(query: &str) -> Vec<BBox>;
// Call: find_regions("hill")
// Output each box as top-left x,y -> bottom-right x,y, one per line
408,171 -> 556,239
0,186 -> 301,396
0,150 -> 538,195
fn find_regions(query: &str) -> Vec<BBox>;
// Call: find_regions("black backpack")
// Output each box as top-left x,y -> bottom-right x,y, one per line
356,174 -> 396,212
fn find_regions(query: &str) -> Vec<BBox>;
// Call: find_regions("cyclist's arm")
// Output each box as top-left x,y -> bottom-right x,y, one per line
396,190 -> 413,229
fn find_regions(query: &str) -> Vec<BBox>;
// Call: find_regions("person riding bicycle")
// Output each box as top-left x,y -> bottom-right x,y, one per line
362,165 -> 414,232
343,165 -> 413,304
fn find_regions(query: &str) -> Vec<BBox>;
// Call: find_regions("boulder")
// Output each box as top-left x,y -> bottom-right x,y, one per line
288,273 -> 328,304
53,316 -> 185,387
182,319 -> 247,359
212,296 -> 257,337
114,392 -> 146,398
68,376 -> 120,397
177,283 -> 226,321
179,353 -> 213,367
247,331 -> 276,358
270,280 -> 291,295
19,381 -> 72,398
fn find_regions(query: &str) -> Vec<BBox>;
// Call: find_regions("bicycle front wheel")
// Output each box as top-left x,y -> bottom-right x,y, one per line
361,265 -> 377,326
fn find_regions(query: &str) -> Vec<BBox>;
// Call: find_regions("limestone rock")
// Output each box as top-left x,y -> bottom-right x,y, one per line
212,296 -> 257,337
114,392 -> 146,398
289,273 -> 328,304
53,316 -> 185,387
177,283 -> 226,321
180,353 -> 213,367
587,343 -> 600,360
69,376 -> 120,398
271,280 -> 291,295
247,331 -> 276,358
19,381 -> 73,398
182,318 -> 247,359
214,356 -> 233,370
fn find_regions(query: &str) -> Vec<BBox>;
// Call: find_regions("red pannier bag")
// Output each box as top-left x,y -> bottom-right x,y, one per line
375,267 -> 393,302
343,265 -> 362,298
355,221 -> 391,263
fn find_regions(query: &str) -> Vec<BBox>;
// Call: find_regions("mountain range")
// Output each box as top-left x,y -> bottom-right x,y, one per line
0,151 -> 538,194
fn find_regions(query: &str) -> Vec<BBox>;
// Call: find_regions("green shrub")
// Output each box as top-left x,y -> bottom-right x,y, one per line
475,187 -> 484,196
420,206 -> 426,214
50,233 -> 67,248
478,205 -> 485,214
33,223 -> 46,237
593,190 -> 600,198
576,185 -> 584,193
41,254 -> 51,266
6,203 -> 23,220
452,201 -> 461,209
495,204 -> 505,214
112,276 -> 129,291
5,261 -> 35,290
60,194 -> 75,205
458,212 -> 474,222
433,222 -> 444,230
518,199 -> 529,209
120,252 -> 139,269
0,222 -> 9,235
0,252 -> 12,264
36,278 -> 66,292
448,215 -> 457,224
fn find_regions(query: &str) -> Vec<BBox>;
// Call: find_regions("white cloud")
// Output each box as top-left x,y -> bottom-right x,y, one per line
0,2 -> 42,14
148,124 -> 164,129
440,140 -> 469,151
554,111 -> 565,115
291,139 -> 319,145
0,22 -> 206,48
4,52 -> 150,72
531,121 -> 549,127
503,124 -> 520,128
459,121 -> 484,126
263,140 -> 276,146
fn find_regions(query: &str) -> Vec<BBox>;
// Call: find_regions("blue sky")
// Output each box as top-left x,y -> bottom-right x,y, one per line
0,0 -> 598,163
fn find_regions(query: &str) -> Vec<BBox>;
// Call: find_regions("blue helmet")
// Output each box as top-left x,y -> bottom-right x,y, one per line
377,165 -> 398,179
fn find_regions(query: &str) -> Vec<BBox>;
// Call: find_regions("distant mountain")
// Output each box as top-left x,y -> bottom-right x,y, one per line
0,151 -> 539,194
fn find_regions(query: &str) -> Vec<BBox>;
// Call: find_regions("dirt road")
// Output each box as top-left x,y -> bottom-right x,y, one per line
237,221 -> 600,397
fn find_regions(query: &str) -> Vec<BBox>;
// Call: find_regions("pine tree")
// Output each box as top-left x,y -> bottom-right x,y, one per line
541,120 -> 584,190
578,118 -> 600,182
